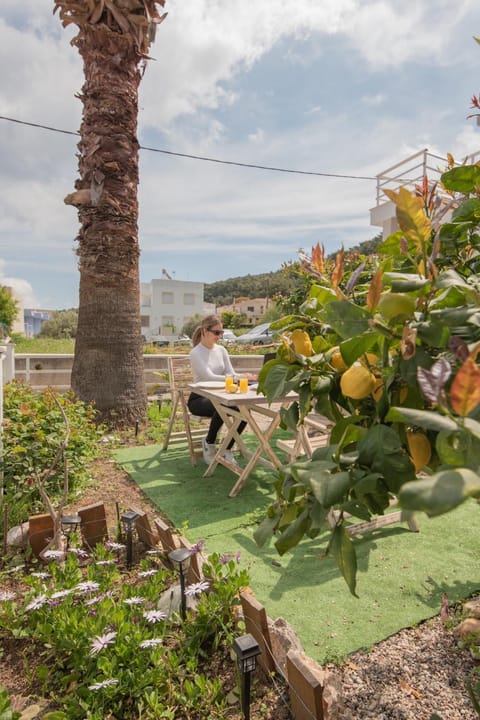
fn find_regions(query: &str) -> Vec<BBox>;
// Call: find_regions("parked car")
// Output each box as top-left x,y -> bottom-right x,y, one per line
149,335 -> 170,347
172,334 -> 192,346
220,329 -> 237,344
236,323 -> 275,345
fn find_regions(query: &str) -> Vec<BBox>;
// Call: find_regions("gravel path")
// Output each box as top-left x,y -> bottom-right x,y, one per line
327,612 -> 478,720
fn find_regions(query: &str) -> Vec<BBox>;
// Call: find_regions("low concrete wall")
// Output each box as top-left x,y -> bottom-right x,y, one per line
14,353 -> 265,393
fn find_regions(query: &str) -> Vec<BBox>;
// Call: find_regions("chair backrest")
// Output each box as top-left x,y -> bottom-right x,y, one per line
167,356 -> 193,393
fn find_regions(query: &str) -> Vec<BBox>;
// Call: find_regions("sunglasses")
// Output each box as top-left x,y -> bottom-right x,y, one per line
207,329 -> 224,336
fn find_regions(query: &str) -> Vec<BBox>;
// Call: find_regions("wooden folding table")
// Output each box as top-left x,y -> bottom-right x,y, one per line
188,383 -> 297,497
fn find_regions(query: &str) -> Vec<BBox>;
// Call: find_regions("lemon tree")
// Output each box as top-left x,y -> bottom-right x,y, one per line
255,163 -> 480,595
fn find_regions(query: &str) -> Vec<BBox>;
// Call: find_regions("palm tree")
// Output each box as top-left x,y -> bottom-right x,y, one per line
54,0 -> 167,426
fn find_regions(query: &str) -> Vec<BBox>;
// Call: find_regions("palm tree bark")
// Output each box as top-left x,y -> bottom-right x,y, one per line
54,1 -> 167,426
70,23 -> 145,426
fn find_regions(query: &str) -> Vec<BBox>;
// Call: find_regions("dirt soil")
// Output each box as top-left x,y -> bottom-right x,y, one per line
1,453 -> 479,720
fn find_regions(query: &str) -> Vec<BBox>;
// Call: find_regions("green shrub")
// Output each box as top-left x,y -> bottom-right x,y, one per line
0,548 -> 248,719
1,382 -> 103,529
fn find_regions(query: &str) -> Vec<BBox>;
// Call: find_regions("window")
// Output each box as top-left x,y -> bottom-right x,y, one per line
141,316 -> 150,327
162,292 -> 174,304
162,316 -> 174,326
247,306 -> 254,313
183,293 -> 195,305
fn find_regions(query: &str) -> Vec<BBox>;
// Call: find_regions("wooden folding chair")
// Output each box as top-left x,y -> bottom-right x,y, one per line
276,412 -> 332,462
162,356 -> 209,465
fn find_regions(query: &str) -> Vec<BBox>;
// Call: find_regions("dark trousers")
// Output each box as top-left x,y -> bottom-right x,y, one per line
187,393 -> 246,449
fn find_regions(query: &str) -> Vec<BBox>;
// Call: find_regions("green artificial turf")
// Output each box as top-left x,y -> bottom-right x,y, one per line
115,440 -> 480,664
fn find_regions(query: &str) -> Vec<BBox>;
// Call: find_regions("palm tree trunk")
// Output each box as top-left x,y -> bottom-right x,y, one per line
69,24 -> 147,426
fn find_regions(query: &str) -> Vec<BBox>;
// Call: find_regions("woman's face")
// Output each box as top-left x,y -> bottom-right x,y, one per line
202,323 -> 224,348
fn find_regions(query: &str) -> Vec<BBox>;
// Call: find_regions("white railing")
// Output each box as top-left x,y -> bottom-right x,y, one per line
375,148 -> 480,206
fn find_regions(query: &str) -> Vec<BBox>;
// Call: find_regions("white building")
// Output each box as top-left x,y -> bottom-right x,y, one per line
140,278 -> 204,337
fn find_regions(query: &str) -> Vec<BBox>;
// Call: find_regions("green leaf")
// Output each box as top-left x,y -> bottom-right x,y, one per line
451,197 -> 480,222
274,511 -> 310,555
464,418 -> 480,441
280,402 -> 300,432
253,513 -> 279,547
323,301 -> 372,340
308,285 -> 338,306
386,407 -> 459,432
258,362 -> 294,401
329,524 -> 358,597
383,272 -> 431,293
330,418 -> 367,449
441,164 -> 480,193
436,268 -> 474,290
415,320 -> 451,348
339,334 -> 381,366
428,286 -> 469,310
357,424 -> 415,492
308,470 -> 351,507
399,468 -> 480,516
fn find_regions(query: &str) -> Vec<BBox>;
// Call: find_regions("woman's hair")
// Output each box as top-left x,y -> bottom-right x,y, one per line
192,314 -> 222,346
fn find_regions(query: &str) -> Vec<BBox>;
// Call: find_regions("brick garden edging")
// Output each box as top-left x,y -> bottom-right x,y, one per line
28,504 -> 342,720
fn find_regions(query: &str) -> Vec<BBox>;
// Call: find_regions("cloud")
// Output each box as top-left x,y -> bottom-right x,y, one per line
0,259 -> 39,307
1,0 -> 480,308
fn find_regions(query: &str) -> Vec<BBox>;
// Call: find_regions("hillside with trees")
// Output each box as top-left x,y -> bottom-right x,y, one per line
204,235 -> 382,306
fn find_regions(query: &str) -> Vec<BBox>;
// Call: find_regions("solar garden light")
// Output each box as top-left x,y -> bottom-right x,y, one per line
60,513 -> 82,550
233,633 -> 261,720
167,547 -> 191,620
120,509 -> 140,568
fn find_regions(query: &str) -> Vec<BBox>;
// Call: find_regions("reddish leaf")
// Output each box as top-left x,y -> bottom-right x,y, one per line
331,247 -> 344,289
450,354 -> 480,416
311,243 -> 325,274
366,268 -> 383,312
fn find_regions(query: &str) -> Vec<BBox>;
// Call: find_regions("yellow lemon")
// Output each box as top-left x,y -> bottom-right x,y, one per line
340,363 -> 376,400
371,377 -> 384,401
328,347 -> 348,371
291,329 -> 313,357
361,352 -> 380,368
406,431 -> 431,473
227,384 -> 238,394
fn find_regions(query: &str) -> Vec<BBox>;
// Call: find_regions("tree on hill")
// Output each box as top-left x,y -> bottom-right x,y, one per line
54,0 -> 167,427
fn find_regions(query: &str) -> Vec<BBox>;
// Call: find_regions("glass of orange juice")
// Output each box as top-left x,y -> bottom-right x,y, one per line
225,375 -> 234,390
239,376 -> 249,393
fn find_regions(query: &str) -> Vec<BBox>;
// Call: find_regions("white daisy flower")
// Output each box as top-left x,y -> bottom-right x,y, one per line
50,589 -> 74,600
105,541 -> 126,551
89,631 -> 117,655
88,678 -> 119,690
184,581 -> 210,597
139,638 -> 163,648
75,581 -> 100,594
138,569 -> 157,578
43,550 -> 65,560
25,594 -> 48,611
143,610 -> 167,624
124,596 -> 145,606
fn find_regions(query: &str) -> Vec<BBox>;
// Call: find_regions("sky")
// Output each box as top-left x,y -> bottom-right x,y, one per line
1,0 -> 480,310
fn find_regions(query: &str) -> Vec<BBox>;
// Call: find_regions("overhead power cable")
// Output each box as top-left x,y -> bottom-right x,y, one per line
0,114 -> 377,181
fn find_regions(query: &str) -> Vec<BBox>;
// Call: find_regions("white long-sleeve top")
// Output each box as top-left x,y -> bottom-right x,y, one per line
189,342 -> 235,383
